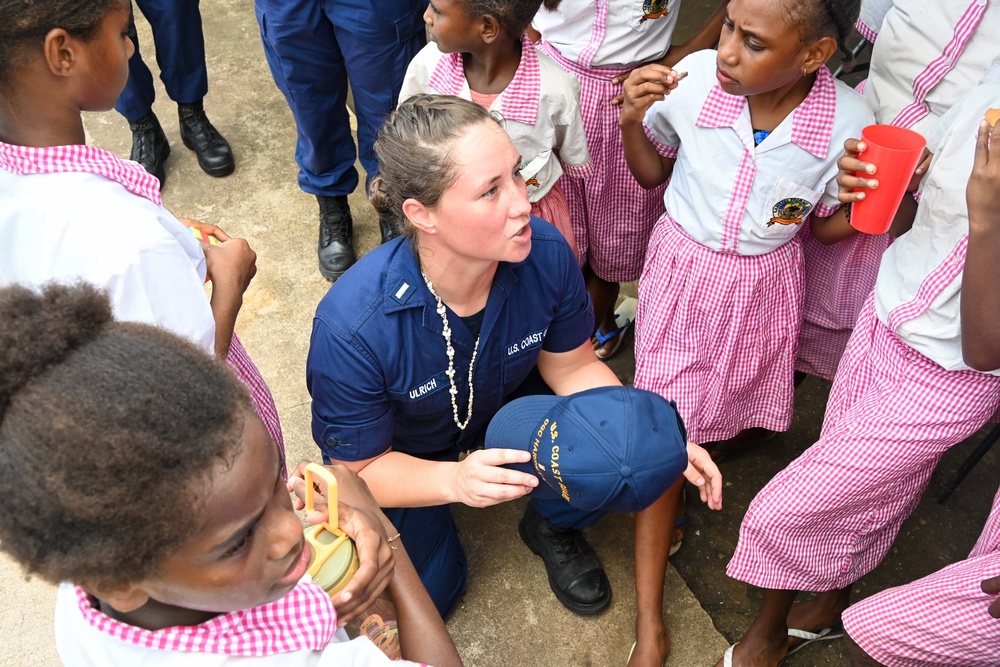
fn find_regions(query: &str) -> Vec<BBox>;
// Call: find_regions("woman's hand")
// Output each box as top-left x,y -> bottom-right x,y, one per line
449,448 -> 538,508
287,461 -> 396,625
619,65 -> 683,126
682,444 -> 722,510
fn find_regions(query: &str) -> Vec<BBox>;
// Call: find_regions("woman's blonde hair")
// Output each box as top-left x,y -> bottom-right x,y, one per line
370,94 -> 502,237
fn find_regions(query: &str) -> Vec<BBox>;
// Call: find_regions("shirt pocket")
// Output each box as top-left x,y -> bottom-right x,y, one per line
502,329 -> 547,390
389,370 -> 452,418
629,0 -> 676,34
757,177 -> 822,241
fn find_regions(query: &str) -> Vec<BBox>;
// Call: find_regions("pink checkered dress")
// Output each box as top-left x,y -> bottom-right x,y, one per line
728,297 -> 1000,591
797,1 -> 989,382
538,37 -> 666,282
842,484 -> 1000,666
634,219 -> 803,444
1,142 -> 285,461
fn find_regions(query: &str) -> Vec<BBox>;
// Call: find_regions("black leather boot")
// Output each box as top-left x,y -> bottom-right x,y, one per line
178,101 -> 235,177
379,216 -> 401,244
317,195 -> 356,281
519,502 -> 611,615
128,112 -> 171,187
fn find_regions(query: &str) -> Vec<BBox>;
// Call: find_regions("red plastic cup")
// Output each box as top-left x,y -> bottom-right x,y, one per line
850,124 -> 926,234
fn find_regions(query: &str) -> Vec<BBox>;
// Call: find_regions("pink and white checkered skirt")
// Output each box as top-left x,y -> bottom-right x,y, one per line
538,42 -> 665,282
842,485 -> 1000,667
531,180 -> 581,264
633,218 -> 803,444
227,333 -> 285,467
797,224 -> 893,381
728,298 -> 1000,591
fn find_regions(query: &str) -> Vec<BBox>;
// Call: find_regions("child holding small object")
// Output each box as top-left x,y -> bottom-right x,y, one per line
532,0 -> 733,360
400,0 -> 591,255
724,83 -> 1000,667
620,0 -> 871,454
0,281 -> 462,667
0,0 -> 283,454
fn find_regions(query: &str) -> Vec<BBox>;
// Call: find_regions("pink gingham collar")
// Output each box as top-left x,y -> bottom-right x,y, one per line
696,65 -> 838,159
427,34 -> 540,125
73,577 -> 336,656
0,141 -> 162,205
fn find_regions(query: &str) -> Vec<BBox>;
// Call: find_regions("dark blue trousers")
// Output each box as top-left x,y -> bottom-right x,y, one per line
115,0 -> 209,122
254,0 -> 425,196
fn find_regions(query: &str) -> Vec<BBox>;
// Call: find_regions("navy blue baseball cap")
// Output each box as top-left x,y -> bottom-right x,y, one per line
485,386 -> 688,512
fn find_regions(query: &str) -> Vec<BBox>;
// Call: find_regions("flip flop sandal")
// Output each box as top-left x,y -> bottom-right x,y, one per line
784,626 -> 845,658
594,297 -> 637,360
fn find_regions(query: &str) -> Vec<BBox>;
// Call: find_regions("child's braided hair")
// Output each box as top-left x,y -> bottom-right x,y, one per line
464,0 -> 561,40
785,0 -> 862,66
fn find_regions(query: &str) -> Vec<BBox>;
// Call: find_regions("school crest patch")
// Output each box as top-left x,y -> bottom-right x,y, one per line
768,197 -> 812,227
640,0 -> 669,23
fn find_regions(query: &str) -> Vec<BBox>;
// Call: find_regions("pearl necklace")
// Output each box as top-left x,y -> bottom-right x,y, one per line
422,273 -> 480,430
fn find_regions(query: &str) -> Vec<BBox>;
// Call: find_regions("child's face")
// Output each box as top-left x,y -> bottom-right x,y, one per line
77,3 -> 135,112
715,0 -> 811,98
423,0 -> 482,53
134,414 -> 308,614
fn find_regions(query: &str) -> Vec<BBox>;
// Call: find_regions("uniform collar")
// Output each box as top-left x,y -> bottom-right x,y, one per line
382,239 -> 520,315
695,65 -> 838,159
426,34 -> 541,125
0,141 -> 163,204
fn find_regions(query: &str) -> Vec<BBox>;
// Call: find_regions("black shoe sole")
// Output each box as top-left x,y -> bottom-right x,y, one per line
181,134 -> 235,177
518,517 -> 612,615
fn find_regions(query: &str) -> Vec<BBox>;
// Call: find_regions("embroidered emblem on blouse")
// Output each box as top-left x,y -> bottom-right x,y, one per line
768,198 -> 812,227
640,0 -> 669,23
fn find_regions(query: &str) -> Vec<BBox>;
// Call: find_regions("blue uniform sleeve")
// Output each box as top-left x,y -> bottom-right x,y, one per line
540,230 -> 594,353
306,316 -> 395,462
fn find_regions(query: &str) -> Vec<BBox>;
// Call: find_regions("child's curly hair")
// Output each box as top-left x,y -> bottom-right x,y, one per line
0,0 -> 122,84
0,282 -> 250,592
784,0 -> 862,65
464,0 -> 561,40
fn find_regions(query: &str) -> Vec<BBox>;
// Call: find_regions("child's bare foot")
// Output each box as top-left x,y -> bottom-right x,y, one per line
628,626 -> 670,667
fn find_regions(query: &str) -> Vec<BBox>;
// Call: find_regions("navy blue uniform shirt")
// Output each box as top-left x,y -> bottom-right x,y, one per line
307,217 -> 594,462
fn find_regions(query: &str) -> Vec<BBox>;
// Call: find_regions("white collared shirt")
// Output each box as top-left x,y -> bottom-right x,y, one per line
400,37 -> 592,201
859,0 -> 999,135
642,50 -> 874,256
0,143 -> 214,353
874,82 -> 1000,374
532,0 -> 681,69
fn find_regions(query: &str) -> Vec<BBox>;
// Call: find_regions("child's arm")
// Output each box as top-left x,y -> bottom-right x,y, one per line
811,137 -> 922,245
181,218 -> 257,359
961,119 -> 1000,372
619,65 -> 680,189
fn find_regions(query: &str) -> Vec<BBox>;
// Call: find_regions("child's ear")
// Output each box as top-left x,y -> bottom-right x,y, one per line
402,198 -> 436,235
42,28 -> 79,77
480,15 -> 500,44
80,580 -> 151,613
801,35 -> 837,76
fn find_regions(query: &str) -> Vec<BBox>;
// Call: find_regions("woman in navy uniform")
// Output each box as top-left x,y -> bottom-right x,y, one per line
306,95 -> 720,663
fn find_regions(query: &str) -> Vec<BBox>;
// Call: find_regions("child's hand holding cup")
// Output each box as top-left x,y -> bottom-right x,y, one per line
836,125 -> 927,234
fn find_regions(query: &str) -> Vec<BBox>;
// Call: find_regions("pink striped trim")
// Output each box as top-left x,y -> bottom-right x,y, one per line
721,150 -> 755,253
855,18 -> 878,44
74,580 -> 336,656
885,235 -> 968,330
643,123 -> 678,158
0,142 -> 162,204
427,34 -> 541,125
577,0 -> 607,69
562,161 -> 595,178
813,201 -> 840,218
536,39 -> 632,81
889,0 -> 988,129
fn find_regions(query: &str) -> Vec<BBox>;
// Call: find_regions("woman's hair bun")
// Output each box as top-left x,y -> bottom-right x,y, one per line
0,282 -> 111,419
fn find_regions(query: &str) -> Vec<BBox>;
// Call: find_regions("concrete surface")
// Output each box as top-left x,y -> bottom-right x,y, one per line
3,1 -> 997,666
